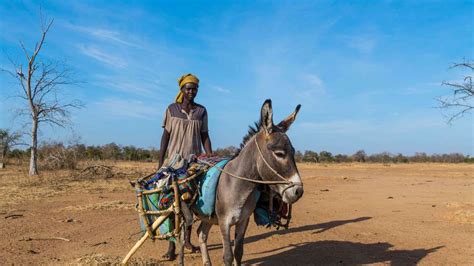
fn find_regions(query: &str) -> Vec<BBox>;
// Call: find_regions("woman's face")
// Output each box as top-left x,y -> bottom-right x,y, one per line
181,83 -> 198,102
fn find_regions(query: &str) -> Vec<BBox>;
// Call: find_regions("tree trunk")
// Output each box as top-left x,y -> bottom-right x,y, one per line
29,118 -> 38,175
0,145 -> 6,169
0,143 -> 7,169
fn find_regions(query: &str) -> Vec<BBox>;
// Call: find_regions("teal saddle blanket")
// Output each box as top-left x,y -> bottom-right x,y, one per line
193,159 -> 229,217
192,159 -> 276,227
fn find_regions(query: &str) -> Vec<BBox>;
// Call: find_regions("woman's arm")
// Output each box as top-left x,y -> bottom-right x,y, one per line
158,130 -> 170,169
201,131 -> 212,155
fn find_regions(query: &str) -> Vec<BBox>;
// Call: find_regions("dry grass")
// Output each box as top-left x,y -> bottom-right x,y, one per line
0,161 -> 155,210
0,161 -> 472,210
297,162 -> 474,179
73,253 -> 164,265
443,202 -> 474,225
62,200 -> 135,212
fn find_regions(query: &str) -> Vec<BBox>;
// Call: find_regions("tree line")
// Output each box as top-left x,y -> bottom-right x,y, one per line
2,142 -> 472,169
294,149 -> 471,163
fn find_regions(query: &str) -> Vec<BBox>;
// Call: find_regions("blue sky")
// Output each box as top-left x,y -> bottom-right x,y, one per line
1,0 -> 473,155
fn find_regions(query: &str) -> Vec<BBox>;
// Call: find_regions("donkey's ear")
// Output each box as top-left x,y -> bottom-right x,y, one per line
260,99 -> 274,135
277,104 -> 301,132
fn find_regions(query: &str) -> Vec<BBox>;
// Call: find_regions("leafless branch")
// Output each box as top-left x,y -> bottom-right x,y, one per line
438,60 -> 474,124
19,41 -> 31,61
450,62 -> 474,71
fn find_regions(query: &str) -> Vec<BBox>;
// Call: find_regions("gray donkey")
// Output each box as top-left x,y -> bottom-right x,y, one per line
183,99 -> 304,266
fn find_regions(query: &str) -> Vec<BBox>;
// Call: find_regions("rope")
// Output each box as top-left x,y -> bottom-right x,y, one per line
197,159 -> 292,185
253,134 -> 302,186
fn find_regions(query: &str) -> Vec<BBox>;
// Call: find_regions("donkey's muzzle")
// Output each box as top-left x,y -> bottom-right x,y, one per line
283,184 -> 304,204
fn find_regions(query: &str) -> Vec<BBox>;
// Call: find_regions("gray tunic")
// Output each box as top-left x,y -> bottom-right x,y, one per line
162,103 -> 208,160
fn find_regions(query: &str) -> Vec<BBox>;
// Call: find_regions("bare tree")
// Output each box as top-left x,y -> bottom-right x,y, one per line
1,15 -> 81,175
0,129 -> 23,169
438,60 -> 474,123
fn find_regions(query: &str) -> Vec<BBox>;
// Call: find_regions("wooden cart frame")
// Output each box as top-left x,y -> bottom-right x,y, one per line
122,167 -> 208,265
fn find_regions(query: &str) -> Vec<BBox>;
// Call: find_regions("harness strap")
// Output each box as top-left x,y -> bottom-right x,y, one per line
253,134 -> 302,186
198,159 -> 291,185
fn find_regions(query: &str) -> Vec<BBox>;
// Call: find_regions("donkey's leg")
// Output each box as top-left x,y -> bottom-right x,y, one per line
219,222 -> 234,266
197,221 -> 213,266
233,217 -> 250,266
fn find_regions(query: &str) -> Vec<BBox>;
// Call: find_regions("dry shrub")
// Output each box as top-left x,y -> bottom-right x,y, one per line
71,160 -> 148,180
39,141 -> 79,170
75,163 -> 116,179
74,253 -> 163,265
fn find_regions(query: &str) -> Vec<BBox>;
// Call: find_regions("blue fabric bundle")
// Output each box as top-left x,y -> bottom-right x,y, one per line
254,207 -> 272,226
193,159 -> 229,216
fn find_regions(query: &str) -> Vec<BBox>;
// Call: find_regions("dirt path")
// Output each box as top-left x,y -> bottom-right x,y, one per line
0,163 -> 472,265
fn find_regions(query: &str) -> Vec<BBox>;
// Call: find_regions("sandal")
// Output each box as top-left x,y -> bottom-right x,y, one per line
162,252 -> 176,261
184,245 -> 201,254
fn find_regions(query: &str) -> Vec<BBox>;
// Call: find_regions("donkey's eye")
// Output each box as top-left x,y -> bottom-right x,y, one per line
274,151 -> 286,158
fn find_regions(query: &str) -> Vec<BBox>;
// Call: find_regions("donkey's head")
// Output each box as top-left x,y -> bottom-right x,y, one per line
255,99 -> 303,204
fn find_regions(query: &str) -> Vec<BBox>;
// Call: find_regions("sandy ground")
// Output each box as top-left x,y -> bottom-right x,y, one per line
0,162 -> 473,265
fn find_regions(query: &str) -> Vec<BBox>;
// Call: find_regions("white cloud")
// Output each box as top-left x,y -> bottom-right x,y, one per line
303,73 -> 323,88
298,120 -> 375,134
294,73 -> 326,102
297,113 -> 442,136
66,24 -> 139,47
398,85 -> 443,96
79,45 -> 127,68
104,81 -> 154,95
346,36 -> 377,54
93,98 -> 160,119
211,85 -> 231,93
93,74 -> 158,96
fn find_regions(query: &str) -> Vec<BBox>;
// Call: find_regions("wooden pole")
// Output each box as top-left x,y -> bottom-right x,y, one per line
141,188 -> 164,195
177,168 -> 208,184
136,192 -> 154,239
144,209 -> 174,216
122,208 -> 173,264
172,178 -> 181,235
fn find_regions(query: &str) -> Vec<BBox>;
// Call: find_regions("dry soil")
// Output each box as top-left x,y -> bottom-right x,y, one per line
0,162 -> 472,265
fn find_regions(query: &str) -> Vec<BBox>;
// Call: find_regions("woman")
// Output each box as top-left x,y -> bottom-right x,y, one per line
158,73 -> 212,260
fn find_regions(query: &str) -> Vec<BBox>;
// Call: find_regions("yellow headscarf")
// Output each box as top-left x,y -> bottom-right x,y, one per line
175,73 -> 199,103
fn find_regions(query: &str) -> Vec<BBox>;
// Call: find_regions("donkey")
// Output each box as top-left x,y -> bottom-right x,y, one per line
187,99 -> 304,266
